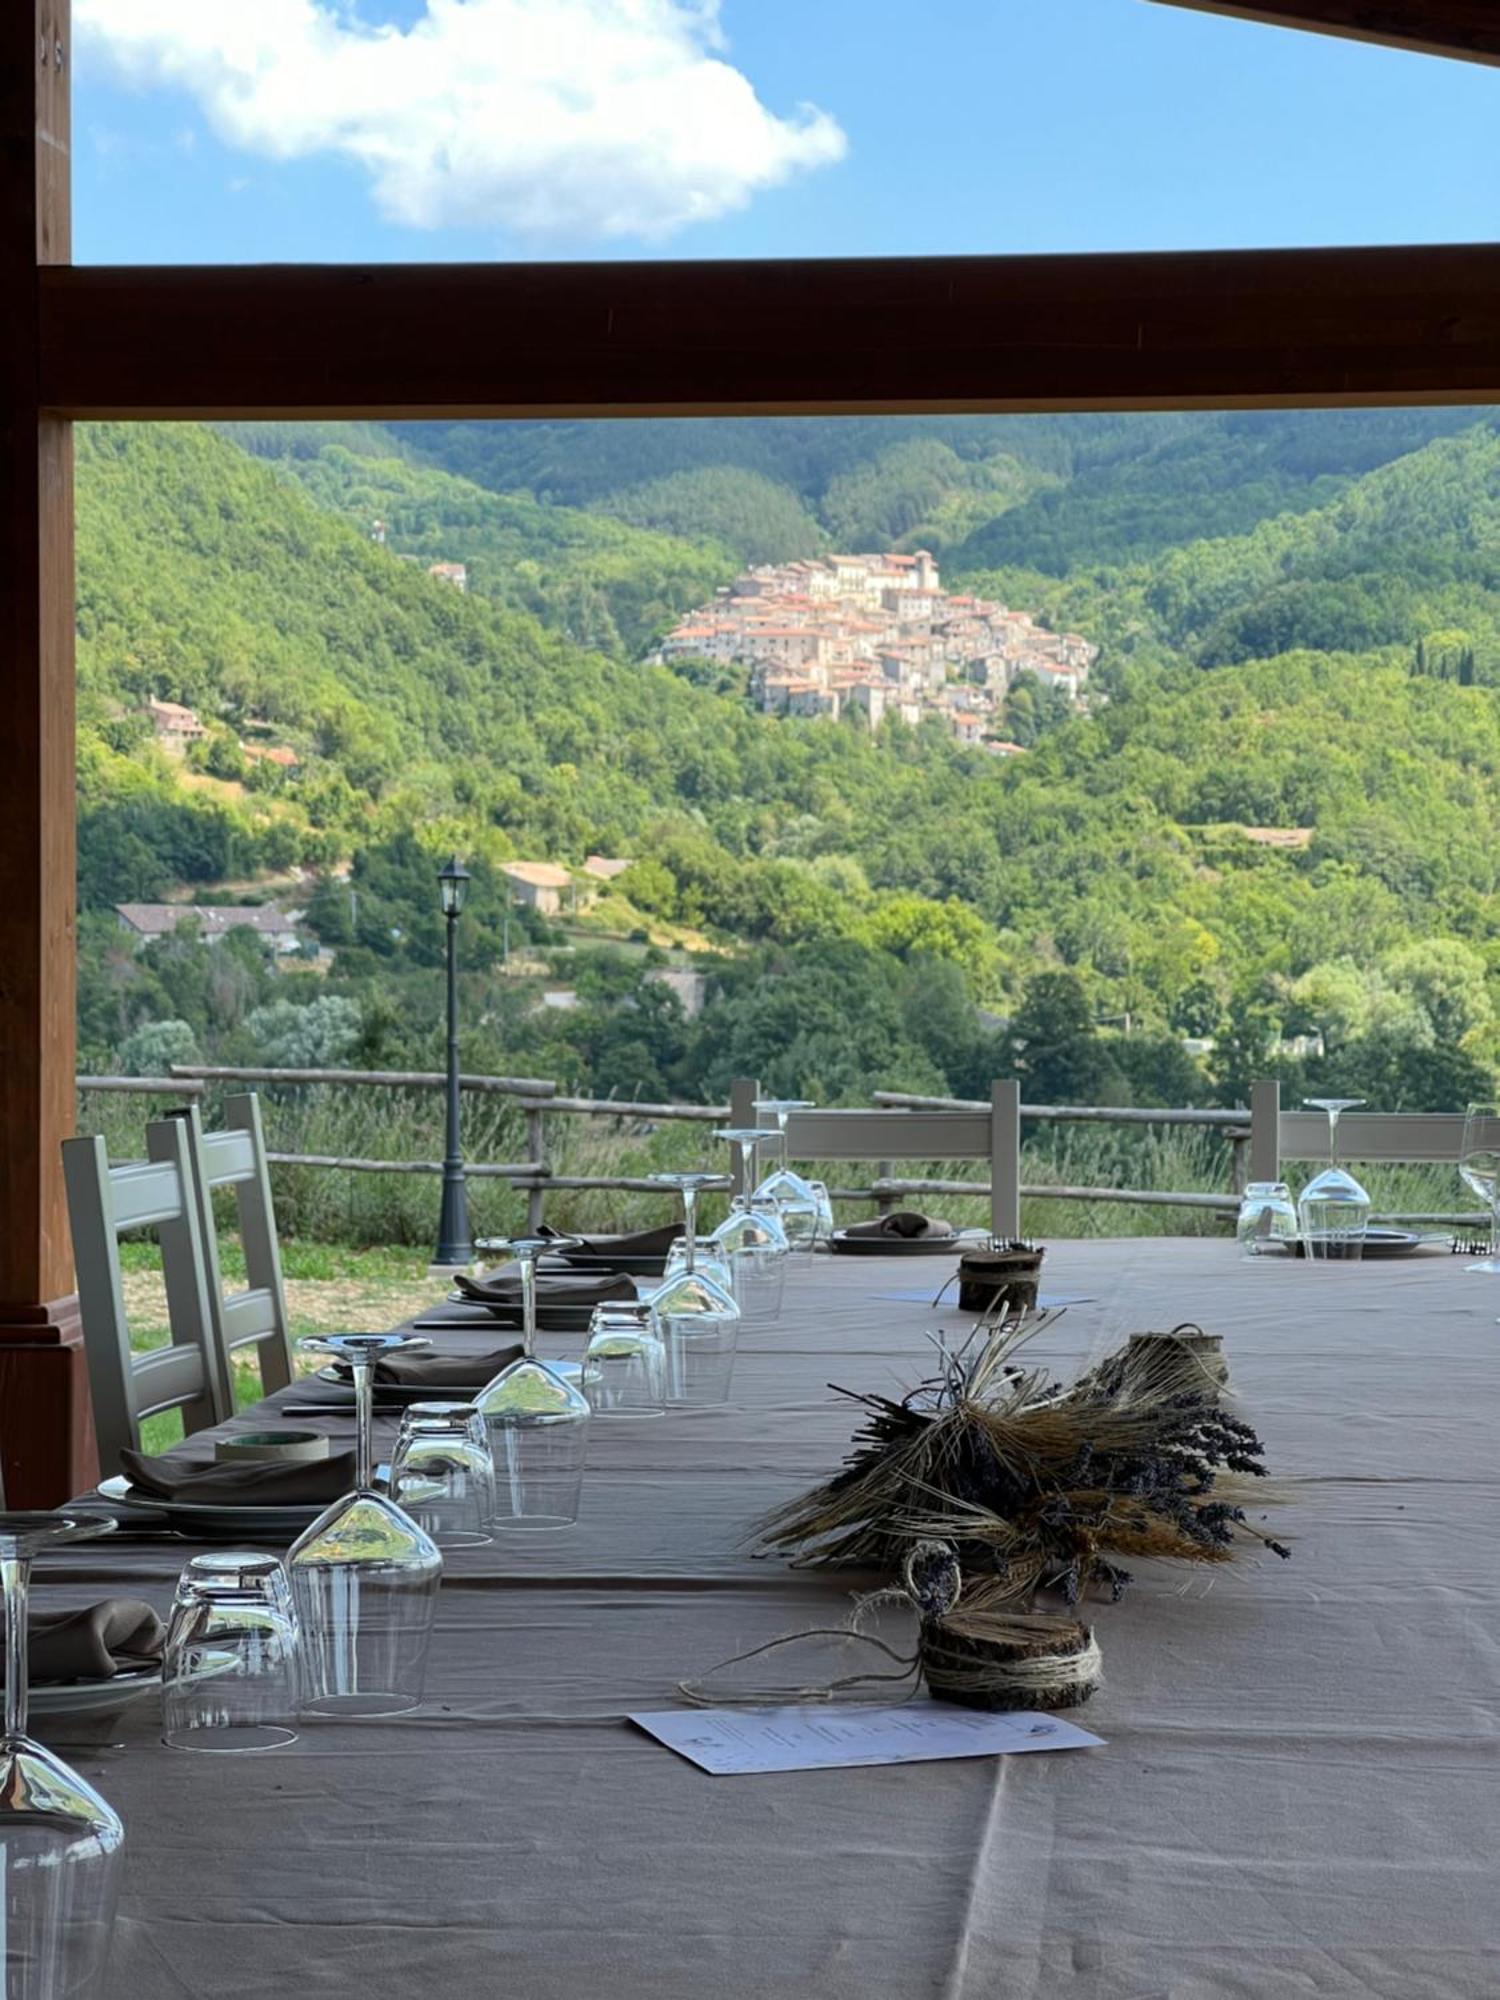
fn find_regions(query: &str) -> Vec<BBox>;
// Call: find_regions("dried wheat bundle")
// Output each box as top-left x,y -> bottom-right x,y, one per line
757,1315 -> 1288,1608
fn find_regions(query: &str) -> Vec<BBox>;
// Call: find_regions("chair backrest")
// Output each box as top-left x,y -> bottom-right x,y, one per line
62,1118 -> 226,1472
160,1093 -> 293,1403
758,1080 -> 1022,1238
1249,1078 -> 1466,1180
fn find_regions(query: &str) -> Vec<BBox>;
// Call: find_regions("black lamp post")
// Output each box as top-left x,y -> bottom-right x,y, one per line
433,855 -> 474,1270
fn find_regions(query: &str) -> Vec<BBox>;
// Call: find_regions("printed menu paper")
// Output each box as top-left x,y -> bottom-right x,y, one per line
629,1702 -> 1104,1776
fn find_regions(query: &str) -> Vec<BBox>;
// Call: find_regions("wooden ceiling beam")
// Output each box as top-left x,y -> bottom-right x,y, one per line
40,242 -> 1500,419
1144,1 -> 1500,66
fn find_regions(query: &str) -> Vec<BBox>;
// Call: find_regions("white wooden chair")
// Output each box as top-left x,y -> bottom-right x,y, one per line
62,1115 -> 228,1472
159,1094 -> 294,1403
1249,1078 -> 1467,1181
729,1078 -> 1023,1238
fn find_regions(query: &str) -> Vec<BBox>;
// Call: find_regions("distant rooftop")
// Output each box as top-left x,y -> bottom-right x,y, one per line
502,862 -> 573,889
115,902 -> 298,938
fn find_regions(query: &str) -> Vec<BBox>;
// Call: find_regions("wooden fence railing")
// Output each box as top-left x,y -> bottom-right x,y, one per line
73,1069 -> 1476,1231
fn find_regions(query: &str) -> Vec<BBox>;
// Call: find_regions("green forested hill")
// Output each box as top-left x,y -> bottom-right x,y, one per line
393,409 -> 1484,568
959,417 -> 1500,680
73,413 -> 1500,1111
220,426 -> 734,657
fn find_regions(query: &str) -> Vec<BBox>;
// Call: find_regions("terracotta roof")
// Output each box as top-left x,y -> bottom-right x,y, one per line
502,862 -> 574,888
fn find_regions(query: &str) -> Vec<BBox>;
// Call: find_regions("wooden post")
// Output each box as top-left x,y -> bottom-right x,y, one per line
0,1 -> 92,1505
990,1080 -> 1022,1242
524,1106 -> 546,1231
728,1077 -> 759,1198
874,1163 -> 895,1216
1249,1080 -> 1282,1185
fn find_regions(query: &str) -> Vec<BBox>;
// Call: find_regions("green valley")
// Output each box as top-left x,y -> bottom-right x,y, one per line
75,409 -> 1500,1139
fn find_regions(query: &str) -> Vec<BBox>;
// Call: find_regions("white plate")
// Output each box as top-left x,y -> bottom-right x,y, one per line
95,1475 -> 323,1538
26,1668 -> 159,1718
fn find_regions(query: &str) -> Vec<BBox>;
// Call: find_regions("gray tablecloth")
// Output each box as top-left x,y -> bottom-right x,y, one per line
47,1241 -> 1499,1998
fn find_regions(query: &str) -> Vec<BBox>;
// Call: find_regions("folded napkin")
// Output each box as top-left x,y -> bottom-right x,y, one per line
539,1222 -> 681,1263
844,1210 -> 956,1242
453,1265 -> 638,1310
119,1448 -> 356,1507
25,1600 -> 166,1684
328,1343 -> 523,1389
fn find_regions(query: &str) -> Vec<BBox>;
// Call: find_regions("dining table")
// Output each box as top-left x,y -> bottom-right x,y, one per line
38,1236 -> 1500,1998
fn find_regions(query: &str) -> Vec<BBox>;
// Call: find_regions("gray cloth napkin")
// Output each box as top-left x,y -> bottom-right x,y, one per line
453,1265 -> 638,1310
844,1210 -> 956,1241
540,1223 -> 681,1263
329,1343 -> 524,1388
24,1600 -> 167,1683
119,1448 -> 356,1506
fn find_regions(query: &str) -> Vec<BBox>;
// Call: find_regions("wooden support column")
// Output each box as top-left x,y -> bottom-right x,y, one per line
0,0 -> 93,1505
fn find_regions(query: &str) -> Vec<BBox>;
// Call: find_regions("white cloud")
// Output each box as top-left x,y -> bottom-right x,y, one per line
76,0 -> 847,242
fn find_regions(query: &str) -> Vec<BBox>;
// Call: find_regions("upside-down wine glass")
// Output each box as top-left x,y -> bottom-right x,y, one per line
474,1235 -> 581,1358
710,1132 -> 789,1322
646,1171 -> 742,1404
288,1334 -> 442,1716
750,1100 -> 823,1250
0,1513 -> 125,1999
1458,1101 -> 1500,1273
1298,1098 -> 1371,1263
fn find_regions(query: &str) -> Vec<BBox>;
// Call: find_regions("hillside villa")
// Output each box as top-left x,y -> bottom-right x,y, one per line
115,902 -> 304,953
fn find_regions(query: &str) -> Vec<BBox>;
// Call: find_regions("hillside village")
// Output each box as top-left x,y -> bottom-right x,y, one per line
655,550 -> 1097,746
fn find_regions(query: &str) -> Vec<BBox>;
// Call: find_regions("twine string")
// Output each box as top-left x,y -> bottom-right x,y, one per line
676,1588 -> 923,1708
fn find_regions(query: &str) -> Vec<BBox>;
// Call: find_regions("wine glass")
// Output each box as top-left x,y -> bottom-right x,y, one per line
709,1202 -> 788,1323
1298,1098 -> 1371,1263
474,1235 -> 581,1357
1458,1101 -> 1500,1272
646,1173 -> 741,1405
288,1335 -> 442,1717
750,1100 -> 822,1251
0,1513 -> 125,1998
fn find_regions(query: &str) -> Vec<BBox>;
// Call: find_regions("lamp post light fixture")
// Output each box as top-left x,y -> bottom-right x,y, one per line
433,855 -> 474,1271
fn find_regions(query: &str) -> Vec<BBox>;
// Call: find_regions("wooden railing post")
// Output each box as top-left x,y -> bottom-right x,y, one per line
525,1104 -> 547,1231
874,1164 -> 895,1215
1249,1079 -> 1281,1185
729,1077 -> 759,1198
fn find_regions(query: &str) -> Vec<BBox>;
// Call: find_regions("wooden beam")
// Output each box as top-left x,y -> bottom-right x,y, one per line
1146,1 -> 1500,65
38,241 -> 1500,419
0,1 -> 91,1505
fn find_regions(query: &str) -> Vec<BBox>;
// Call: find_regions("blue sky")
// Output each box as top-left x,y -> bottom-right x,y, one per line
74,0 -> 1499,265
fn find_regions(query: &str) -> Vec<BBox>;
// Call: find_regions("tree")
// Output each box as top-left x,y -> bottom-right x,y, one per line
1006,973 -> 1120,1105
118,1017 -> 199,1076
244,996 -> 362,1069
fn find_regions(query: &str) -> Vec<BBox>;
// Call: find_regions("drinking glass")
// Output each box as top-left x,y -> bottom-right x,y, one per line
1298,1098 -> 1371,1262
474,1235 -> 581,1357
709,1202 -> 788,1323
391,1407 -> 495,1549
0,1513 -> 125,2000
1458,1102 -> 1500,1272
581,1305 -> 667,1419
1235,1181 -> 1298,1258
751,1100 -> 823,1250
475,1358 -> 591,1528
646,1172 -> 742,1404
288,1335 -> 443,1717
162,1550 -> 300,1752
